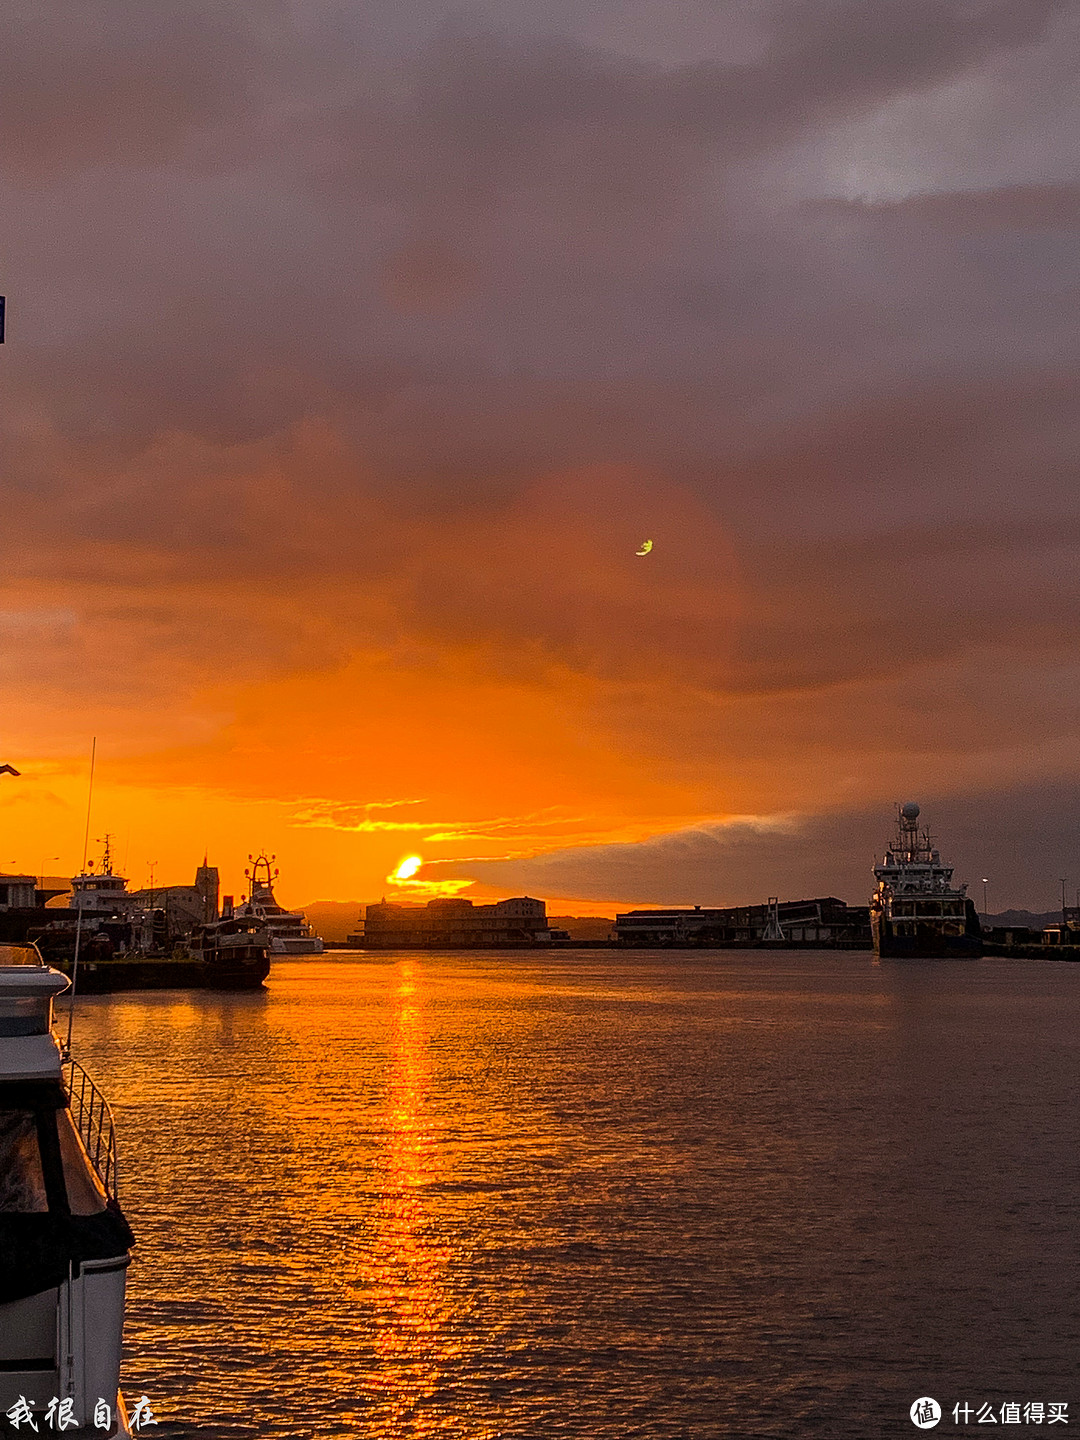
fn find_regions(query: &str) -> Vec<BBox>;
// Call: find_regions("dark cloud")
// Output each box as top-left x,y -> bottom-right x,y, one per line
426,783 -> 1080,912
0,0 -> 1072,492
0,1 -> 282,179
811,183 -> 1080,232
306,2 -> 1065,219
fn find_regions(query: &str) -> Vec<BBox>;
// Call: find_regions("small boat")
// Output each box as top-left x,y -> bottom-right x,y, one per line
233,855 -> 323,955
0,944 -> 135,1434
189,915 -> 272,989
870,803 -> 982,959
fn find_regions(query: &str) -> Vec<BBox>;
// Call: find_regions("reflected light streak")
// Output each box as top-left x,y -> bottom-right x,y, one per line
357,961 -> 460,1433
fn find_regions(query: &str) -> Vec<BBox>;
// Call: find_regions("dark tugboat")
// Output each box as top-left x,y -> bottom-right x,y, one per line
870,803 -> 982,959
189,915 -> 271,989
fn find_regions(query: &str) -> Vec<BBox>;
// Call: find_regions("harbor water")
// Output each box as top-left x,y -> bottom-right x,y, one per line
70,953 -> 1080,1438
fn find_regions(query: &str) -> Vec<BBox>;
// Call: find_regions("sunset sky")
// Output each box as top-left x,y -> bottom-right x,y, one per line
2,0 -> 1079,912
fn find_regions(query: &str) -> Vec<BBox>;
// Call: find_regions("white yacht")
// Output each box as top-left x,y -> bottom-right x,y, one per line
0,944 -> 133,1434
233,854 -> 323,955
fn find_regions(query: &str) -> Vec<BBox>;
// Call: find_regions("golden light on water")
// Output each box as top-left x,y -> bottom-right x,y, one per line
358,961 -> 461,1432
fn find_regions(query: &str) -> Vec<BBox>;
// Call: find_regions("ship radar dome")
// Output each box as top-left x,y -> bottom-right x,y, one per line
900,802 -> 920,820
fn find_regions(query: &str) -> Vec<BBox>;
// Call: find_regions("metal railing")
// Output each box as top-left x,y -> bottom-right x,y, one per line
62,1057 -> 119,1203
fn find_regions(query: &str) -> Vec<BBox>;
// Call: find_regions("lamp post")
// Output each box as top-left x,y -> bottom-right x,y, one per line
981,878 -> 989,923
1062,878 -> 1068,928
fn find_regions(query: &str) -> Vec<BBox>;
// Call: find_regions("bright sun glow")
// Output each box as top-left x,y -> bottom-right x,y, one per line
391,855 -> 423,881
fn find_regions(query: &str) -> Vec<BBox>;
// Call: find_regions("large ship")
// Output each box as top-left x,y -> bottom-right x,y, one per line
870,803 -> 982,959
233,854 -> 324,955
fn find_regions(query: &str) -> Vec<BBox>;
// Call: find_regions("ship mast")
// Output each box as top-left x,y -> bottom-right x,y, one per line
65,738 -> 97,1059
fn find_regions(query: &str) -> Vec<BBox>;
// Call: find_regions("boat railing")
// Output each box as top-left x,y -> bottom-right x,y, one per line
62,1057 -> 120,1203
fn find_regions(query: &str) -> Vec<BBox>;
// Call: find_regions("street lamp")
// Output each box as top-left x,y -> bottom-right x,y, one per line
981,878 -> 989,922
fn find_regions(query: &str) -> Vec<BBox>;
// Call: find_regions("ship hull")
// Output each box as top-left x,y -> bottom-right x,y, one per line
872,915 -> 982,959
198,953 -> 271,989
57,954 -> 270,991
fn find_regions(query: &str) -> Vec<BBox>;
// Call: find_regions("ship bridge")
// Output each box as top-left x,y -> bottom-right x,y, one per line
873,802 -> 960,895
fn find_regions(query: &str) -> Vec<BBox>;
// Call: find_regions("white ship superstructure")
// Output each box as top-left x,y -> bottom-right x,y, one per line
234,854 -> 323,955
68,836 -> 135,926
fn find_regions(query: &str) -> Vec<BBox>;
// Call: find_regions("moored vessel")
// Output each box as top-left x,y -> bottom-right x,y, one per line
67,836 -> 136,928
0,944 -> 134,1434
189,915 -> 272,988
870,804 -> 982,959
234,855 -> 323,955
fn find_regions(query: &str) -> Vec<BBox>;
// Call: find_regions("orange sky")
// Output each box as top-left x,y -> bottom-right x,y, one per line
0,463 -> 744,907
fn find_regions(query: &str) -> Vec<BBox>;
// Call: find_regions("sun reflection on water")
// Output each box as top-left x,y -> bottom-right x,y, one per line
354,961 -> 462,1434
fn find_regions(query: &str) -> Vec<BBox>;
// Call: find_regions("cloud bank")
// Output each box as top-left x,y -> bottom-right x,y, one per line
1,0 -> 1078,906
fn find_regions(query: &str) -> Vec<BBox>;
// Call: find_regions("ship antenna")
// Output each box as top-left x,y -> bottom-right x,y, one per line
64,737 -> 97,1060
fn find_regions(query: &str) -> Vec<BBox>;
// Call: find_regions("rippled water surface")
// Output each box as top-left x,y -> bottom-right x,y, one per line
68,952 -> 1080,1438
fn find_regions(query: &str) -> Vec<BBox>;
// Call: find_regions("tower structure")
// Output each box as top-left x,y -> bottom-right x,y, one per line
195,855 -> 220,924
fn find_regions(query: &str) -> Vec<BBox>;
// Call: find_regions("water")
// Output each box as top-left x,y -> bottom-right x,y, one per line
67,953 -> 1080,1438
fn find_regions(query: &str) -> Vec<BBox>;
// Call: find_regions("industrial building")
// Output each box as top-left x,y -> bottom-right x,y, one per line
615,897 -> 872,948
126,860 -> 220,934
0,873 -> 67,943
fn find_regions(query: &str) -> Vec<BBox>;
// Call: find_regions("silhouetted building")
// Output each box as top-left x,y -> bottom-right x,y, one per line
128,858 -> 219,935
0,874 -> 38,910
0,873 -> 67,943
363,896 -> 551,948
616,897 -> 871,947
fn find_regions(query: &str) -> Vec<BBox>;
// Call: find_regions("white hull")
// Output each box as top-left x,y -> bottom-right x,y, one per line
0,1260 -> 131,1432
270,935 -> 324,954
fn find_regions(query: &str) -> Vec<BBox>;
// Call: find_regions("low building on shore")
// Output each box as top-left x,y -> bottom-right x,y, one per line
616,897 -> 872,948
0,873 -> 68,943
363,895 -> 551,948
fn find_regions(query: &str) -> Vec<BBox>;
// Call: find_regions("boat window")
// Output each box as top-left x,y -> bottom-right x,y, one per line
0,944 -> 43,968
0,997 -> 51,1037
0,1111 -> 48,1212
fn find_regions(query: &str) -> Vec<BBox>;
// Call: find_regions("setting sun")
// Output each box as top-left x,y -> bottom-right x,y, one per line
390,855 -> 423,882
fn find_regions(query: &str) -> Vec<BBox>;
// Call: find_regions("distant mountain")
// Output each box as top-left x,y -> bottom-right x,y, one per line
548,915 -> 616,940
987,910 -> 1062,930
299,900 -> 363,942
